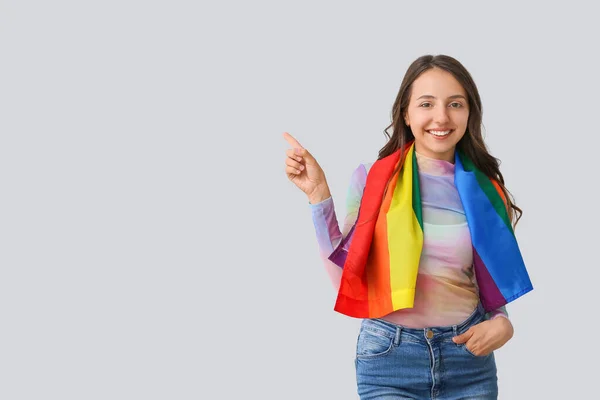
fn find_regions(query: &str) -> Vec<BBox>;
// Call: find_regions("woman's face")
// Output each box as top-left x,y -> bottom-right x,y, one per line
404,68 -> 470,162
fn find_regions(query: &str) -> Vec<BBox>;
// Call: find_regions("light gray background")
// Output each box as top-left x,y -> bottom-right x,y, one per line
1,1 -> 598,399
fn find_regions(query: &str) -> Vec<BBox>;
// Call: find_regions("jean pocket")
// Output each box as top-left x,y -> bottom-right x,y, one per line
356,328 -> 394,359
460,343 -> 488,358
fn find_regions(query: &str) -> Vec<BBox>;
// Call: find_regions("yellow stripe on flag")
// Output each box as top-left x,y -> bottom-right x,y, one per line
386,145 -> 424,310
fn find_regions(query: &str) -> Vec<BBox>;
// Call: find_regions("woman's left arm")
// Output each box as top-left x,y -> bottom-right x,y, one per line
452,307 -> 514,356
487,305 -> 509,320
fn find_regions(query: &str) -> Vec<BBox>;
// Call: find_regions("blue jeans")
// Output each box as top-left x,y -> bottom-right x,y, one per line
355,303 -> 498,399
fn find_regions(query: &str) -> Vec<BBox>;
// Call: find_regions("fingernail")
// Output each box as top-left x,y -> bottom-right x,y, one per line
299,165 -> 304,170
295,148 -> 301,154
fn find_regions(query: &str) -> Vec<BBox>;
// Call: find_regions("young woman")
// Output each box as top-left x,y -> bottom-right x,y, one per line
283,54 -> 533,399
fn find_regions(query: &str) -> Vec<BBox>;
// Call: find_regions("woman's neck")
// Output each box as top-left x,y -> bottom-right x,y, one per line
415,150 -> 455,177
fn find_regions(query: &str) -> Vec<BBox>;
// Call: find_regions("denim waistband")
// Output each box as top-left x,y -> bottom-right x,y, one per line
362,303 -> 486,343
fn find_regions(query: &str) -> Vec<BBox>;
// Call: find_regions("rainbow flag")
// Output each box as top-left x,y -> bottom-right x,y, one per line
329,141 -> 533,319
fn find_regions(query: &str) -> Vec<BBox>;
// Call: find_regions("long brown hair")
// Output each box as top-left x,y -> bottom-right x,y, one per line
379,54 -> 522,227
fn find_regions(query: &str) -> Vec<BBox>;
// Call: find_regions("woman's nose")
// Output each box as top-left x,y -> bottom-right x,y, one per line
434,108 -> 450,124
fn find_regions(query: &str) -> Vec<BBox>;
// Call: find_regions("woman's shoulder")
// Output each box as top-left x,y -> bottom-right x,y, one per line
351,161 -> 374,177
363,161 -> 374,173
347,161 -> 374,190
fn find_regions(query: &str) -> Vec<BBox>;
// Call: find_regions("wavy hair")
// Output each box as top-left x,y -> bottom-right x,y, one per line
379,54 -> 522,227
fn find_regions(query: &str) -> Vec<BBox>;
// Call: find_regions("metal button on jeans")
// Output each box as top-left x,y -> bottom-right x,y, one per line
426,329 -> 434,339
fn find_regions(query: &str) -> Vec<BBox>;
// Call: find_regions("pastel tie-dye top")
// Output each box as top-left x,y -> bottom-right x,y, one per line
310,151 -> 508,328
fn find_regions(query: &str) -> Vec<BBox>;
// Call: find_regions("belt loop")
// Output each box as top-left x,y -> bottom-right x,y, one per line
452,324 -> 458,336
394,326 -> 402,346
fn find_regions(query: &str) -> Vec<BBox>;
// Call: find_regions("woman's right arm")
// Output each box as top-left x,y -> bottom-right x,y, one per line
308,164 -> 368,290
282,132 -> 367,289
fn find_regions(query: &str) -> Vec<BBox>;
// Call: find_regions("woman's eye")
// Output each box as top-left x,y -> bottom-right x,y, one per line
449,102 -> 463,108
420,102 -> 432,108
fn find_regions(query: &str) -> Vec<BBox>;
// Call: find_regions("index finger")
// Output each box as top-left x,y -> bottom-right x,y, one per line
283,132 -> 304,149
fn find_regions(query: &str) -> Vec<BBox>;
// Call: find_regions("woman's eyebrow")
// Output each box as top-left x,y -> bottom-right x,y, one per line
416,94 -> 467,100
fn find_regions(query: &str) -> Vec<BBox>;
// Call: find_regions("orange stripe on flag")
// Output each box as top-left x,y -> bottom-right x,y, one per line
367,167 -> 398,317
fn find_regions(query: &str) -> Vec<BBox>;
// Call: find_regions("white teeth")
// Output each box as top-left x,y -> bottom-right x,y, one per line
428,130 -> 451,136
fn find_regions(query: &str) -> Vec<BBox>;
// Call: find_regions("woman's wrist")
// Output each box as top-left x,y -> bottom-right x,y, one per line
308,184 -> 331,204
491,314 -> 514,339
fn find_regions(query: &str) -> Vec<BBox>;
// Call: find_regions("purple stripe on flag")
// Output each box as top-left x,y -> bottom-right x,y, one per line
473,248 -> 506,312
328,248 -> 347,268
327,221 -> 357,268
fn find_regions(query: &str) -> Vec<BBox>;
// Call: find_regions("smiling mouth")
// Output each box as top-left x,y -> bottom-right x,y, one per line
427,129 -> 454,137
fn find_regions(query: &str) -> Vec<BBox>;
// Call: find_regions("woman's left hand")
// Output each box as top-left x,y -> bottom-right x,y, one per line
452,317 -> 514,356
